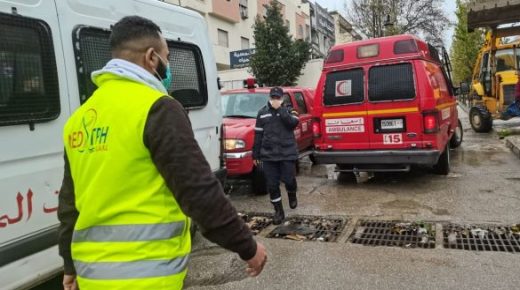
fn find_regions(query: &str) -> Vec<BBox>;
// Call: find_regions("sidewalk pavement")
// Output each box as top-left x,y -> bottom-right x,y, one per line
458,102 -> 520,160
505,135 -> 520,159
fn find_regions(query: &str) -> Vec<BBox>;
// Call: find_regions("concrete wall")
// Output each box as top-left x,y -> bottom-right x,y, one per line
296,58 -> 323,89
217,58 -> 324,91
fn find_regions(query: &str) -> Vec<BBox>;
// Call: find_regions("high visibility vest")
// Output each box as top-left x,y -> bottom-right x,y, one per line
64,74 -> 190,290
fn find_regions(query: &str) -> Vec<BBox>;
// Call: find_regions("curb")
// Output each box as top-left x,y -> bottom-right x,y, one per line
505,137 -> 520,159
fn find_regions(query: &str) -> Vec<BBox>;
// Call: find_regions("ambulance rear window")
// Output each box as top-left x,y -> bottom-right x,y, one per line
368,63 -> 415,102
323,68 -> 364,106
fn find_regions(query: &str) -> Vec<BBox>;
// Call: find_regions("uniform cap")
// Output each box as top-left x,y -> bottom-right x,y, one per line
270,87 -> 283,98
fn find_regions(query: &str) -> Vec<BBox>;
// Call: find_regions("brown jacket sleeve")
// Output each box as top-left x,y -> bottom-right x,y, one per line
57,153 -> 78,275
144,96 -> 257,261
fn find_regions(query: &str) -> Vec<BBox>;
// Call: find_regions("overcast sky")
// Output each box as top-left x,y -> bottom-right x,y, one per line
314,0 -> 458,49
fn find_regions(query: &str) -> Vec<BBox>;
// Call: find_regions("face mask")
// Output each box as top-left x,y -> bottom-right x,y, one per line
154,52 -> 173,91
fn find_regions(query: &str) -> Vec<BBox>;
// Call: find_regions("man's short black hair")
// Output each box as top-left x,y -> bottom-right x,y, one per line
110,16 -> 162,52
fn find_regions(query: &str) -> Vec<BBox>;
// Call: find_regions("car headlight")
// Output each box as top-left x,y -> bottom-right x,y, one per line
225,139 -> 246,150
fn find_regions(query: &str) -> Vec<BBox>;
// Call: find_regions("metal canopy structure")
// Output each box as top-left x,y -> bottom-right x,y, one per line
467,0 -> 520,30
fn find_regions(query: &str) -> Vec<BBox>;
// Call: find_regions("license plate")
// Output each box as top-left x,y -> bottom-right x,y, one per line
380,119 -> 404,130
383,134 -> 403,145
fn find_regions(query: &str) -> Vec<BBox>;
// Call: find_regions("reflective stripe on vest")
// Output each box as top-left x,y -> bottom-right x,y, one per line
74,255 -> 189,279
72,221 -> 185,242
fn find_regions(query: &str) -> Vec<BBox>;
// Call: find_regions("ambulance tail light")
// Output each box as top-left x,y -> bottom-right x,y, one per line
312,118 -> 322,138
423,111 -> 439,134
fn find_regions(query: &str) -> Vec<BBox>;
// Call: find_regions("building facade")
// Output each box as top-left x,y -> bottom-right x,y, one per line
165,0 -> 311,71
330,11 -> 362,45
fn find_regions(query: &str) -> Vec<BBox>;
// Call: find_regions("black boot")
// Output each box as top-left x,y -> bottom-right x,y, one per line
288,192 -> 297,209
272,201 -> 285,225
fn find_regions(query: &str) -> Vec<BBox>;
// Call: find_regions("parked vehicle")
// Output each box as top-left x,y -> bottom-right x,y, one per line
0,1 -> 224,289
222,80 -> 315,194
312,35 -> 462,177
464,0 -> 520,132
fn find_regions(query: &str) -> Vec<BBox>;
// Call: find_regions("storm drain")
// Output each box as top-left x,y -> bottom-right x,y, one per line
238,212 -> 273,235
443,223 -> 520,253
267,216 -> 347,242
350,220 -> 436,249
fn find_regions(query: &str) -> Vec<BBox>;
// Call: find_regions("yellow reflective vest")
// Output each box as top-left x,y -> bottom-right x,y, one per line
63,73 -> 190,289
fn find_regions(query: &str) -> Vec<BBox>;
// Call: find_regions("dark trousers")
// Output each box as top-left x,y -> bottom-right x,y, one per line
262,160 -> 297,203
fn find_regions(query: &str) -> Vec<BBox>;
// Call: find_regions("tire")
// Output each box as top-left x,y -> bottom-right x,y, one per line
469,106 -> 493,133
433,143 -> 450,175
450,119 -> 463,148
251,165 -> 268,195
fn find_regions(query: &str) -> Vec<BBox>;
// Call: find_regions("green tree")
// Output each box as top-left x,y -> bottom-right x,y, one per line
249,1 -> 311,86
450,0 -> 483,84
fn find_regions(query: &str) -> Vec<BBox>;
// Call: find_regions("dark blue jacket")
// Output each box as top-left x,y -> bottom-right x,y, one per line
253,101 -> 299,161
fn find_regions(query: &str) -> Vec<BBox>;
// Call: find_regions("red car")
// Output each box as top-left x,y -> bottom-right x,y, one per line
222,81 -> 315,194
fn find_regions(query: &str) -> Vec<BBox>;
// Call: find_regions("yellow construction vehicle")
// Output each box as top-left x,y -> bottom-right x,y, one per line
465,0 -> 520,132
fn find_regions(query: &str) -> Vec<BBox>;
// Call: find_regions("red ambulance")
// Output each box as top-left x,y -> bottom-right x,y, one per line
312,35 -> 463,176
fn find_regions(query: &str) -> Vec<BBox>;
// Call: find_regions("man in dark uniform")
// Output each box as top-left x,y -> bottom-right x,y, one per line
253,87 -> 299,225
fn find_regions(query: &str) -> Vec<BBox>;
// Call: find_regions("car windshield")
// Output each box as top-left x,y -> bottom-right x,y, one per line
221,93 -> 269,118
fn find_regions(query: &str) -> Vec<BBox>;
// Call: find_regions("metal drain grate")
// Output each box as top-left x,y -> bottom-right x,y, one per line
443,223 -> 520,253
350,220 -> 436,249
267,216 -> 347,242
238,212 -> 273,235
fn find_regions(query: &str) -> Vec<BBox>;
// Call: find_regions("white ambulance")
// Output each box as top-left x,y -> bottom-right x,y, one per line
0,0 -> 224,288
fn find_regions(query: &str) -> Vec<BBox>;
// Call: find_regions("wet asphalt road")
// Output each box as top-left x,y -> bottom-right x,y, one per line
32,109 -> 520,290
184,110 -> 520,290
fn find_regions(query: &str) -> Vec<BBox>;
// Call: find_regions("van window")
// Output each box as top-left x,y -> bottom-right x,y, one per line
73,26 -> 208,108
294,92 -> 308,114
0,13 -> 59,126
369,63 -> 415,102
324,68 -> 364,106
73,27 -> 112,104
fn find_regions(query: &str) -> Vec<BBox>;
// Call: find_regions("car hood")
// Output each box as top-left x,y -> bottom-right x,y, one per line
223,117 -> 256,140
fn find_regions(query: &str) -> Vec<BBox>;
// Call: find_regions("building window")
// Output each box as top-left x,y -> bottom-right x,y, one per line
0,13 -> 60,126
218,29 -> 229,48
239,0 -> 248,19
241,37 -> 250,49
305,24 -> 311,41
298,24 -> 304,39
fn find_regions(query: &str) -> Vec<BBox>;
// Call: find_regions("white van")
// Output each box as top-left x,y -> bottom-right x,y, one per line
0,1 -> 224,288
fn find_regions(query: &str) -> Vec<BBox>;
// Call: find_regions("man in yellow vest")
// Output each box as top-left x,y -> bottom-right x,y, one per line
58,16 -> 267,290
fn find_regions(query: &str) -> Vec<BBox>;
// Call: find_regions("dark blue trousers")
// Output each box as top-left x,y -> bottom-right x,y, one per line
262,160 -> 297,203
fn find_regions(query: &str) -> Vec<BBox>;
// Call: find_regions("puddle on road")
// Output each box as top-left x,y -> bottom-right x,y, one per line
381,199 -> 450,216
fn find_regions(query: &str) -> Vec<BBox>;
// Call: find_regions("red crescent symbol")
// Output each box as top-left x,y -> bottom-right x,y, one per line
336,80 -> 346,96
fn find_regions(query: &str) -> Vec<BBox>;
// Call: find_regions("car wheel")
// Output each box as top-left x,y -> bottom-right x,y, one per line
469,106 -> 493,133
251,165 -> 268,195
450,119 -> 463,148
433,143 -> 450,175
